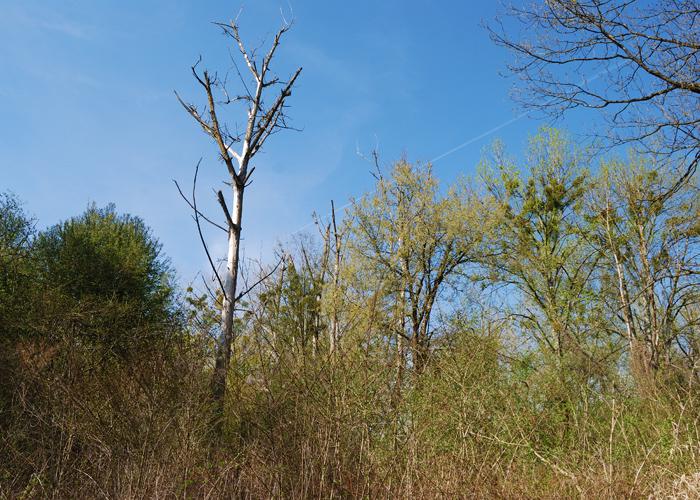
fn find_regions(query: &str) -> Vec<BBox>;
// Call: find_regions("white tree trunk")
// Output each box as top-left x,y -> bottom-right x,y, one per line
213,184 -> 243,400
176,16 -> 301,413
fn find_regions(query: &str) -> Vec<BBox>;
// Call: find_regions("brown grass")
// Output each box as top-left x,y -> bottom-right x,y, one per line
2,328 -> 699,499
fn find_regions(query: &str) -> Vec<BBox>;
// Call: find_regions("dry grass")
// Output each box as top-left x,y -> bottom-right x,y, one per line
2,329 -> 699,499
649,472 -> 700,500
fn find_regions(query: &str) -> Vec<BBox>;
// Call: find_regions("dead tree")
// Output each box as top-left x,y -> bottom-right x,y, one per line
175,13 -> 301,404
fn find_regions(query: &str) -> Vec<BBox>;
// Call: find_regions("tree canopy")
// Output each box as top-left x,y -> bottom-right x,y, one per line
35,203 -> 175,347
0,192 -> 36,342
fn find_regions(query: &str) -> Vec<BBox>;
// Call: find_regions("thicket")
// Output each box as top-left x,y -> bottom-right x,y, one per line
3,129 -> 700,499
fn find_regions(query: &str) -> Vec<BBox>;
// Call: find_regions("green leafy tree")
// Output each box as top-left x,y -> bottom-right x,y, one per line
344,159 -> 489,374
480,128 -> 619,448
0,192 -> 36,342
480,129 -> 601,363
588,154 -> 700,383
36,203 -> 175,351
254,255 -> 323,356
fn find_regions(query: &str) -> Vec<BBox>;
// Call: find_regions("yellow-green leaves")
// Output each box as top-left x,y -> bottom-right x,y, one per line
343,159 -> 489,373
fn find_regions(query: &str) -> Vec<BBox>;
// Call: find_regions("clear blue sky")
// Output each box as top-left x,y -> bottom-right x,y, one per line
0,0 -> 593,283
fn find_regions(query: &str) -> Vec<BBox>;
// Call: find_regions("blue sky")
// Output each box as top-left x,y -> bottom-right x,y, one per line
0,1 -> 594,283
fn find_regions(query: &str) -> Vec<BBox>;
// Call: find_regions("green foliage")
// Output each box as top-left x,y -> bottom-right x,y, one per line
185,285 -> 222,341
257,259 -> 323,352
7,132 -> 700,498
343,159 -> 490,373
0,192 -> 38,441
1,198 -> 216,500
0,192 -> 34,257
480,128 -> 611,378
37,203 -> 173,312
589,153 -> 700,378
0,192 -> 36,342
35,203 -> 175,350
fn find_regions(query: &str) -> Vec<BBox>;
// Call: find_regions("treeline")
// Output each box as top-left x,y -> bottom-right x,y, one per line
0,201 -> 211,498
3,128 -> 700,498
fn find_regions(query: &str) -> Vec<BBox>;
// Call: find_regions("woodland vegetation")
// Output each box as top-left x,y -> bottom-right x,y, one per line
4,1 -> 700,498
4,129 -> 700,499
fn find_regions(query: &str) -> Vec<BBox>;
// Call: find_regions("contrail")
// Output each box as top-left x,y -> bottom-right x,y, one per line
290,111 -> 532,235
428,62 -> 615,163
431,111 -> 531,163
290,63 -> 616,235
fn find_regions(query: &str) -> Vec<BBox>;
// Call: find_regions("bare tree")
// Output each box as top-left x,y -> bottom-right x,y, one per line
175,12 -> 301,403
485,0 -> 700,175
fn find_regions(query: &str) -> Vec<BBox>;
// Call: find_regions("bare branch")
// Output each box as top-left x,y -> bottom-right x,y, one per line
485,0 -> 700,164
249,67 -> 302,156
173,178 -> 228,233
217,189 -> 236,231
191,160 -> 227,301
235,257 -> 284,302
